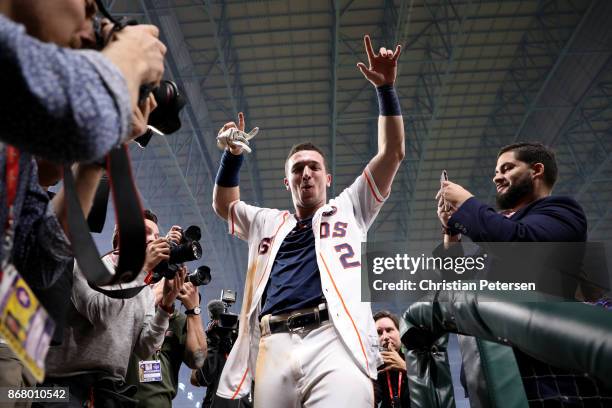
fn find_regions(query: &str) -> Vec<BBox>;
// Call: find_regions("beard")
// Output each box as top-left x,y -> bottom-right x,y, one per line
496,175 -> 534,210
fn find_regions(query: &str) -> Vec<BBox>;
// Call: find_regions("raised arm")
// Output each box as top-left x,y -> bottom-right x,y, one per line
212,112 -> 246,220
357,35 -> 405,197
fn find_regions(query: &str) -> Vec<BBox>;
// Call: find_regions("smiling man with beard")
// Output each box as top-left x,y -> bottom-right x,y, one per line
437,142 -> 586,243
435,142 -> 600,406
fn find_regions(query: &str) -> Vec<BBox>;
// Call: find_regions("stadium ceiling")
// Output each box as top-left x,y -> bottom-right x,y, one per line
99,0 -> 612,299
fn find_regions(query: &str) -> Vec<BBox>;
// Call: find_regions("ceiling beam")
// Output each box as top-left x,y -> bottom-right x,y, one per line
202,0 -> 264,206
511,0 -> 600,142
330,0 -> 340,196
138,0 -> 243,277
400,0 -> 476,240
465,0 -> 592,202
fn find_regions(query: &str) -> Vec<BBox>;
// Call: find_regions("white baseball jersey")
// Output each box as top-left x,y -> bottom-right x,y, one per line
216,167 -> 387,399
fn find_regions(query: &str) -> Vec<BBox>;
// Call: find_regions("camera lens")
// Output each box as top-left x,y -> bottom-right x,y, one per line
191,241 -> 202,260
187,266 -> 211,287
168,240 -> 202,264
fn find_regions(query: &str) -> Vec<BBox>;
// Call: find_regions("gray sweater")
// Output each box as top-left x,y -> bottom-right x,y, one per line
45,254 -> 170,381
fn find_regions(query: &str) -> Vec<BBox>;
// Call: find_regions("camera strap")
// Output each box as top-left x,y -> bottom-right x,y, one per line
86,175 -> 109,233
64,145 -> 146,290
88,280 -> 147,299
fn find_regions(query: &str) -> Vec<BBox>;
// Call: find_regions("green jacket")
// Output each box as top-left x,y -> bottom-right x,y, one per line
400,290 -> 612,407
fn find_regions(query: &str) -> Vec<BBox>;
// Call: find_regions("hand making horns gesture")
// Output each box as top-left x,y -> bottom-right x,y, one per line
357,34 -> 402,87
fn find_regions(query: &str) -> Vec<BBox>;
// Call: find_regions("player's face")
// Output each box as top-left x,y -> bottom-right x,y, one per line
376,317 -> 401,352
493,151 -> 535,210
285,150 -> 331,214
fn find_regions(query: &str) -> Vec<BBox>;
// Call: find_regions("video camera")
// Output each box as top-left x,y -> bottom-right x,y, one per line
207,290 -> 239,354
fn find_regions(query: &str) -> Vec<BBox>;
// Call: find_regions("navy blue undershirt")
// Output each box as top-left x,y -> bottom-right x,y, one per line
260,216 -> 325,317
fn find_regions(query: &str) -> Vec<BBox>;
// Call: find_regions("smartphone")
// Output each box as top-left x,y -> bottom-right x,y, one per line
440,170 -> 449,211
440,169 -> 448,182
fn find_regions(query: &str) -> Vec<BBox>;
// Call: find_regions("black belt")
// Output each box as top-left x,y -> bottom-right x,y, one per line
268,307 -> 329,334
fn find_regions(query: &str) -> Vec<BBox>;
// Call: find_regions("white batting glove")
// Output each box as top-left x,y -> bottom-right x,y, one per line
216,127 -> 259,154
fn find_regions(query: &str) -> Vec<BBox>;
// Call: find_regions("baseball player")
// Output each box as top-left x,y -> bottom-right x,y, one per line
212,34 -> 405,407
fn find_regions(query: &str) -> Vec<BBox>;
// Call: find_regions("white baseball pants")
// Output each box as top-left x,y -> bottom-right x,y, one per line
254,320 -> 374,408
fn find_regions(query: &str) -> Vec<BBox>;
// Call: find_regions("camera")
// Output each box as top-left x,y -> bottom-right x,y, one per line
186,265 -> 211,287
206,290 -> 239,354
91,4 -> 186,144
134,80 -> 186,147
151,226 -> 204,283
217,289 -> 239,330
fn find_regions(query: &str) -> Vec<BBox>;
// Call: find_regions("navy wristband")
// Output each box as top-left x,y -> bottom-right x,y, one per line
215,150 -> 244,187
376,84 -> 401,116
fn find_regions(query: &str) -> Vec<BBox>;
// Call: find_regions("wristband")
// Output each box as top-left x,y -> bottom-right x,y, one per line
215,150 -> 244,187
376,84 -> 401,116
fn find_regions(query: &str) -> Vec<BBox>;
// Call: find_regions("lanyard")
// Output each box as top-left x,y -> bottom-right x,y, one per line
386,370 -> 402,406
3,145 -> 20,261
5,146 -> 19,212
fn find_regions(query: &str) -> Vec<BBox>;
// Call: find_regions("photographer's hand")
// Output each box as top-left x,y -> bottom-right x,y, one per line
102,25 -> 167,109
143,237 -> 170,272
178,278 -> 200,310
130,94 -> 157,139
161,266 -> 185,309
166,225 -> 183,245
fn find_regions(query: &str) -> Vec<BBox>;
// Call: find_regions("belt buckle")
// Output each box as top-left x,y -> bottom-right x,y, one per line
286,312 -> 305,333
286,309 -> 320,333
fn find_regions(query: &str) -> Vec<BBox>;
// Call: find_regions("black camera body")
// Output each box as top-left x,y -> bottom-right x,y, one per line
91,4 -> 185,142
152,225 -> 204,283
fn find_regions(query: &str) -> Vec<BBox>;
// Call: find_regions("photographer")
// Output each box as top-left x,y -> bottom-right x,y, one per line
191,297 -> 250,408
39,210 -> 180,408
0,0 -> 166,159
0,0 -> 165,400
125,257 -> 207,408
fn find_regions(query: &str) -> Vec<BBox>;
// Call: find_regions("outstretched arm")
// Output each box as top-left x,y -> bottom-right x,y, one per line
212,112 -> 246,220
357,35 -> 405,197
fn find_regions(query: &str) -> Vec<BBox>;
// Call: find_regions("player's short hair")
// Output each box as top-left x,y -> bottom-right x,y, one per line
498,142 -> 558,187
285,142 -> 328,172
112,209 -> 158,249
373,310 -> 400,330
